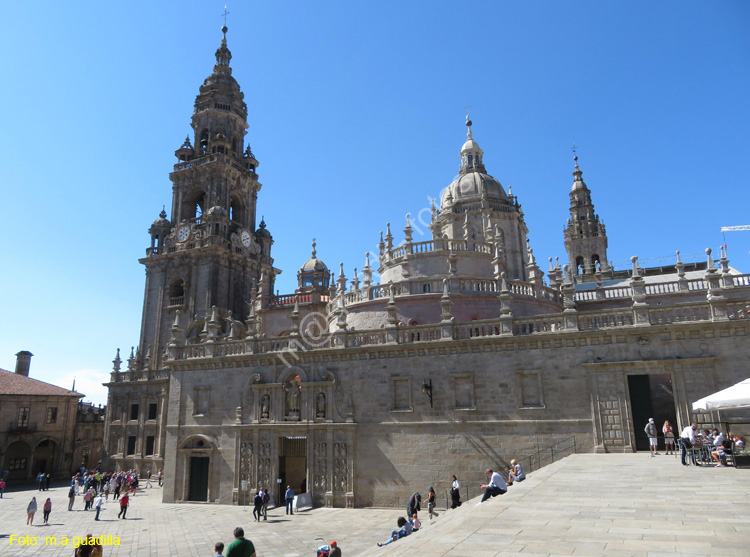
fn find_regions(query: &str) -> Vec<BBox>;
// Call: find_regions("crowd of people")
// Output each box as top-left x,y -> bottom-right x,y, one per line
643,418 -> 746,466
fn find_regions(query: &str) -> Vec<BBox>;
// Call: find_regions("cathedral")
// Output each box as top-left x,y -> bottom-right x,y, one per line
104,27 -> 750,507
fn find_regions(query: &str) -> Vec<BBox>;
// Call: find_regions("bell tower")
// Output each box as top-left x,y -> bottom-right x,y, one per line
137,25 -> 275,372
563,155 -> 609,277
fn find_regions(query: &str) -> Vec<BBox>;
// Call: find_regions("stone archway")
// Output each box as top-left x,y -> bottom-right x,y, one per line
4,440 -> 32,481
33,439 -> 59,477
178,435 -> 216,502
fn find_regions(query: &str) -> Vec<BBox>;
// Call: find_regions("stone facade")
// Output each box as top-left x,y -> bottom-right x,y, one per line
103,27 -> 750,508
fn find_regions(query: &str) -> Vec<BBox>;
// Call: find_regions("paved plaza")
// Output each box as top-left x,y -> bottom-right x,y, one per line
0,454 -> 748,556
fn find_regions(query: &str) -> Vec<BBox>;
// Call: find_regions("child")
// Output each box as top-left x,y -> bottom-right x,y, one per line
411,512 -> 421,532
214,541 -> 225,556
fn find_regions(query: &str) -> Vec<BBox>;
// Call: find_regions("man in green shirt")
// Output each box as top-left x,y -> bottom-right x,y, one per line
226,527 -> 256,557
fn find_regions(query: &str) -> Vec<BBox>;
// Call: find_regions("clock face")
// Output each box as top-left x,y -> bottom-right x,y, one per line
241,230 -> 252,247
177,225 -> 191,242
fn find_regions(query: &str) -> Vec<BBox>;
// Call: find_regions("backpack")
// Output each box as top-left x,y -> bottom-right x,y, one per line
262,492 -> 270,504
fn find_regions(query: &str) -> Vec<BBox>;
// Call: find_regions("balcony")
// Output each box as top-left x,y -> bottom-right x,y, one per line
8,422 -> 37,434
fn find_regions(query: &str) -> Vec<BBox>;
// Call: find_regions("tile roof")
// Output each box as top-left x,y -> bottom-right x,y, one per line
0,368 -> 82,398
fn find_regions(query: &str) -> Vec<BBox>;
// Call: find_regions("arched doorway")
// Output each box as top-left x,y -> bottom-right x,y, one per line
33,439 -> 58,476
4,440 -> 32,481
179,435 -> 215,502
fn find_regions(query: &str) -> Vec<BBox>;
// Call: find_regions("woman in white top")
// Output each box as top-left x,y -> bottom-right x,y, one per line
450,475 -> 461,508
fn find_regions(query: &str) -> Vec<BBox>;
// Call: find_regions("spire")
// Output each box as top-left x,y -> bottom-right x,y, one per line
571,155 -> 587,191
215,24 -> 232,69
459,116 -> 485,174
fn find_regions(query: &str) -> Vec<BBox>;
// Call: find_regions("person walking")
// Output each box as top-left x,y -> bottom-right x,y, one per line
425,487 -> 438,519
261,488 -> 269,520
0,478 -> 6,498
68,485 -> 76,511
43,498 -> 52,524
83,487 -> 95,510
285,485 -> 294,515
94,492 -> 104,521
225,526 -> 256,557
645,418 -> 659,457
663,420 -> 676,455
27,496 -> 38,525
680,423 -> 698,466
158,469 -> 163,487
406,492 -> 421,519
449,475 -> 461,508
252,491 -> 263,522
118,492 -> 129,519
145,471 -> 153,488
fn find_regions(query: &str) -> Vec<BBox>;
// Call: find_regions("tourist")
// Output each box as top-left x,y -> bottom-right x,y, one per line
285,485 -> 294,515
118,492 -> 129,519
94,492 -> 104,520
38,472 -> 45,491
27,496 -> 37,525
261,487 -> 269,520
45,472 -> 51,491
377,516 -> 410,547
411,512 -> 421,531
406,492 -> 421,519
450,474 -> 461,508
0,477 -> 6,498
711,433 -> 732,467
214,541 -> 225,556
83,487 -> 95,510
508,459 -> 526,485
225,526 -> 256,557
680,423 -> 698,466
425,486 -> 437,519
43,497 -> 52,524
145,471 -> 153,488
663,420 -> 676,455
329,540 -> 341,557
68,485 -> 76,510
158,468 -> 163,486
644,418 -> 659,456
479,468 -> 507,502
252,490 -> 263,521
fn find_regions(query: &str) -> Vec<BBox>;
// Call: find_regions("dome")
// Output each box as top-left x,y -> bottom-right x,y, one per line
440,172 -> 507,208
461,138 -> 481,153
256,219 -> 271,238
301,257 -> 328,272
151,209 -> 171,229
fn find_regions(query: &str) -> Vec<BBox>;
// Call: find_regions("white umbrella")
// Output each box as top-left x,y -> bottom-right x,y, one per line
692,378 -> 750,411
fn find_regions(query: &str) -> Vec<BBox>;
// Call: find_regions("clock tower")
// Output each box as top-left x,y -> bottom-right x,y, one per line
139,24 -> 275,372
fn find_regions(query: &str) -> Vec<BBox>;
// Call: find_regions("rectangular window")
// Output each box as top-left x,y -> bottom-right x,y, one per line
148,403 -> 158,420
10,458 -> 26,470
17,407 -> 30,428
451,374 -> 476,410
130,404 -> 139,421
145,436 -> 155,456
518,371 -> 545,408
194,387 -> 210,416
46,407 -> 58,424
127,436 -> 137,455
390,377 -> 412,412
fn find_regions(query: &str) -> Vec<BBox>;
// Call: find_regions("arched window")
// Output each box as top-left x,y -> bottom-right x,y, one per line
169,278 -> 185,306
182,189 -> 206,221
591,254 -> 601,271
199,129 -> 209,154
575,256 -> 585,275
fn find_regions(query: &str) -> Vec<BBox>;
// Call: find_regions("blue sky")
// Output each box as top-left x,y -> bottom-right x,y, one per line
1,1 -> 748,406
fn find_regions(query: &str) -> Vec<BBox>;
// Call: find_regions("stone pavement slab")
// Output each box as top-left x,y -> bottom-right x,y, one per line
0,454 -> 748,556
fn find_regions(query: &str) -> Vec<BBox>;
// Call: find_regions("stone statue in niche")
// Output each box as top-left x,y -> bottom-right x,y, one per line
284,379 -> 301,419
260,394 -> 270,419
316,392 -> 326,419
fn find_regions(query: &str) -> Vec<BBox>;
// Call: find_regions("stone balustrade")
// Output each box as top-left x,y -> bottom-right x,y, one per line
112,296 -> 750,376
573,274 -> 750,303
